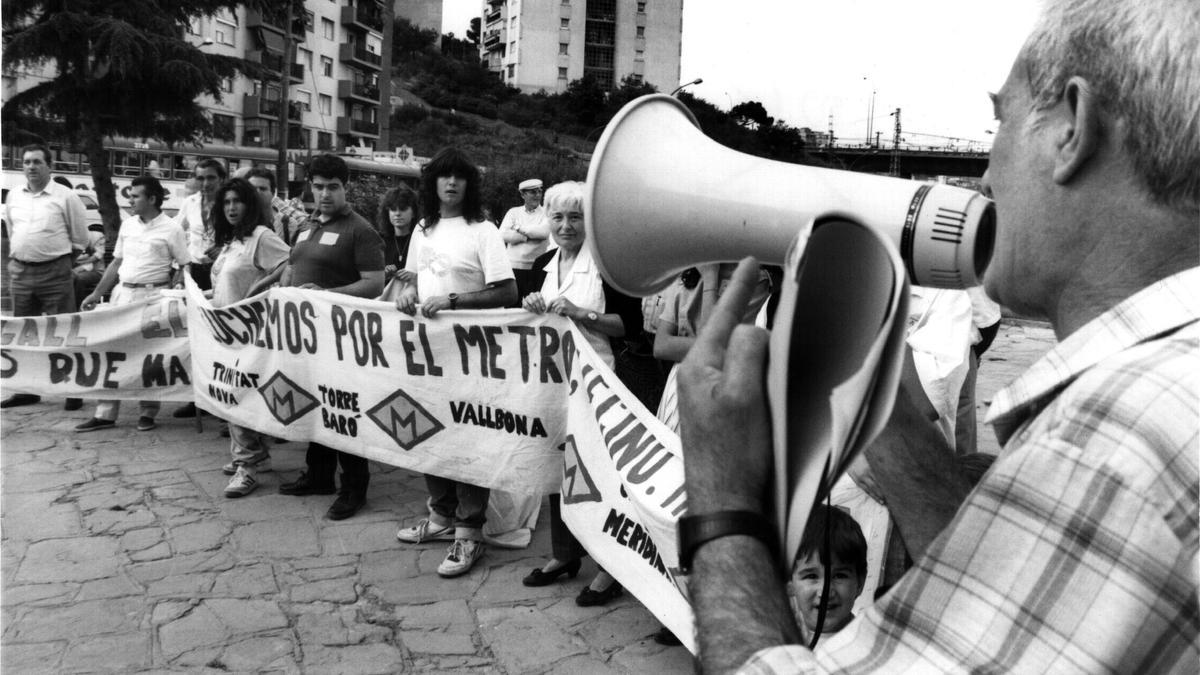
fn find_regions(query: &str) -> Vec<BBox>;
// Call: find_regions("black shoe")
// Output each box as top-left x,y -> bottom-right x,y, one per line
653,627 -> 682,646
523,558 -> 582,587
1,394 -> 41,408
278,472 -> 336,496
63,398 -> 83,411
325,492 -> 366,520
136,416 -> 157,431
576,582 -> 623,607
172,402 -> 198,418
75,417 -> 116,433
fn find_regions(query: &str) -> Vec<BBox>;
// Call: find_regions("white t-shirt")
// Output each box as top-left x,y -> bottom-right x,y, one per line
211,226 -> 291,307
498,205 -> 551,269
114,212 -> 189,285
405,216 -> 514,298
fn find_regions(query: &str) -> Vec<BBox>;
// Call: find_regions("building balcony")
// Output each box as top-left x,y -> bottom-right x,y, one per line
485,8 -> 503,25
337,117 -> 379,137
337,78 -> 380,103
338,43 -> 382,71
246,8 -> 306,39
246,49 -> 304,82
244,94 -> 281,119
340,2 -> 384,33
482,27 -> 506,49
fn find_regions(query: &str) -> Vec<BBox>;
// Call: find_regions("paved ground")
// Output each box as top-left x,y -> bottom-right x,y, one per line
0,319 -> 1056,674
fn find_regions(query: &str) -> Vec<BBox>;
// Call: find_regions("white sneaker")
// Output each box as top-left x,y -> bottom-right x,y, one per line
437,539 -> 484,577
223,466 -> 258,498
222,457 -> 272,476
395,518 -> 455,543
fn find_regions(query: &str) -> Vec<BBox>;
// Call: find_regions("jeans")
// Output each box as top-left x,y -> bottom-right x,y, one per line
426,474 -> 489,540
229,424 -> 270,469
305,442 -> 369,493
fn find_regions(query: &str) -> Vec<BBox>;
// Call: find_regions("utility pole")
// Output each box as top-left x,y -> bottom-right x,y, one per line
276,2 -> 295,198
378,0 -> 395,154
827,113 -> 835,148
889,107 -> 902,176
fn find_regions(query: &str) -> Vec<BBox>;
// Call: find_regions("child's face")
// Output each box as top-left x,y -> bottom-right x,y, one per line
791,551 -> 865,634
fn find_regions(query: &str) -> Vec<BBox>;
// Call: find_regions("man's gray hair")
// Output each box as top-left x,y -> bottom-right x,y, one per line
1022,0 -> 1199,214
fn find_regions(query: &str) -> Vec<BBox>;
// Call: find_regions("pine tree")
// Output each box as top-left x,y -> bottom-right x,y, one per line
1,0 -> 299,237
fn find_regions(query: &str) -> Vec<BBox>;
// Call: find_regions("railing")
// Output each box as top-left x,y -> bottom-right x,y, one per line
351,118 -> 378,134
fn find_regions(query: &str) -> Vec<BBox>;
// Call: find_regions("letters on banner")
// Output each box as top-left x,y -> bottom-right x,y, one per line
559,334 -> 696,652
0,292 -> 193,401
185,278 -> 575,495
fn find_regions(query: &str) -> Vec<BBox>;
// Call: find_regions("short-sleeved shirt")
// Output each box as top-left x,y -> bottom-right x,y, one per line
176,192 -> 216,262
405,216 -> 514,298
499,205 -> 552,269
211,225 -> 291,307
4,180 -> 90,262
114,212 -> 190,285
288,206 -> 383,289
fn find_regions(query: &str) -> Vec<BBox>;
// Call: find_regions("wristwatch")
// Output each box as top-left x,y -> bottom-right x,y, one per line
676,510 -> 777,575
586,311 -> 599,322
449,293 -> 459,310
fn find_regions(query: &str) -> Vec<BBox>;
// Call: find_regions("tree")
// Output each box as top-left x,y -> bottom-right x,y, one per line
730,100 -> 774,130
1,1 -> 289,240
466,17 -> 481,45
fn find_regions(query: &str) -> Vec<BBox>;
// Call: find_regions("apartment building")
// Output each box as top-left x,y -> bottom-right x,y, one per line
188,0 -> 389,154
480,0 -> 682,94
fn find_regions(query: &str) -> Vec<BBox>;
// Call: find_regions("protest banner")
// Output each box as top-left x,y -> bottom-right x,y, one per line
0,291 -> 193,401
184,278 -> 572,495
559,333 -> 695,652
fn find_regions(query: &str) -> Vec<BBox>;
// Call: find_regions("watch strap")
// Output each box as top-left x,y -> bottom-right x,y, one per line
449,293 -> 458,309
676,510 -> 776,575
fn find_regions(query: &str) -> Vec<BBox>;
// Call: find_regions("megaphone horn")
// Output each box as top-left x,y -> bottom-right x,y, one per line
584,94 -> 995,296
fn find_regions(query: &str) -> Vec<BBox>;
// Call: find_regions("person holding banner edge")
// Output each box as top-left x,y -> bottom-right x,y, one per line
394,147 -> 518,578
519,180 -> 644,605
75,176 -> 189,433
676,0 -> 1199,671
206,178 -> 291,498
276,154 -> 385,521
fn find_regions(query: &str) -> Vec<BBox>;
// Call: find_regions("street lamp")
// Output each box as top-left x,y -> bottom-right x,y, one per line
671,77 -> 703,96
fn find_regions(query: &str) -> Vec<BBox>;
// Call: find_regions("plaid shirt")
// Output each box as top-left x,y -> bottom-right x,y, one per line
742,267 -> 1199,674
272,195 -> 310,246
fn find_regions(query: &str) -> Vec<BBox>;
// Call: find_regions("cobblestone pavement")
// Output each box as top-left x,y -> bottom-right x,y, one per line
0,319 -> 1056,674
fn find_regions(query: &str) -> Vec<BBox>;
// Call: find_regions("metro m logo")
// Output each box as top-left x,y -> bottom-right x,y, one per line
257,372 -> 319,425
367,389 -> 444,450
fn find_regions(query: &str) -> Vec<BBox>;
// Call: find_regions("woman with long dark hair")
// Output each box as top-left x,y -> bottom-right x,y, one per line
208,177 -> 291,498
394,148 -> 518,578
376,184 -> 420,281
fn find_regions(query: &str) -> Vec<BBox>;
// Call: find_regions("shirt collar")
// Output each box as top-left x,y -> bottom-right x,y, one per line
986,266 -> 1200,440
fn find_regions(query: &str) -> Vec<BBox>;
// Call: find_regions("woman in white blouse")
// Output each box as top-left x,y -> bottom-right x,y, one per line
520,180 -> 640,606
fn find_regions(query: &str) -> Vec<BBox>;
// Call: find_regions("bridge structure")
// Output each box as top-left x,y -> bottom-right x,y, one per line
805,144 -> 991,178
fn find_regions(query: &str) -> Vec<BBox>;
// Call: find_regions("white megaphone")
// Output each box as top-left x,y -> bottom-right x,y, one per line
584,94 -> 994,296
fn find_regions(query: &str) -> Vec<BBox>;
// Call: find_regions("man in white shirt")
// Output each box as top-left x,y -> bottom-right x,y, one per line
174,157 -> 225,290
497,178 -> 551,299
75,176 -> 189,433
1,144 -> 89,409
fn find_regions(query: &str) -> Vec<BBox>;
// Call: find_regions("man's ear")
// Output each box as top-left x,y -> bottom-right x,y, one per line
1052,76 -> 1101,185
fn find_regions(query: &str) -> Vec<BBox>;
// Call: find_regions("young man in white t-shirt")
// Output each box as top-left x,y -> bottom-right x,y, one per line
394,148 -> 517,578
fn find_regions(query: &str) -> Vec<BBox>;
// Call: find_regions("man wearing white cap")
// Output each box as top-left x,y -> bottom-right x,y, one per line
498,177 -> 551,298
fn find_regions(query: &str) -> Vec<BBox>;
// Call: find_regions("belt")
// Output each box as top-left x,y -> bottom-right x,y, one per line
12,254 -> 70,266
122,281 -> 170,289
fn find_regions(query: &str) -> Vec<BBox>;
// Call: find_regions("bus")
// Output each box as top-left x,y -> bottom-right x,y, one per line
1,138 -> 422,216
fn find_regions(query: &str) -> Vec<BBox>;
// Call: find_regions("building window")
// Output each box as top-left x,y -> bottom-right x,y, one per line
322,17 -> 335,40
294,89 -> 312,112
187,18 -> 201,35
559,43 -> 569,55
318,94 -> 332,115
507,64 -> 515,78
558,67 -> 568,79
638,1 -> 646,12
211,113 -> 235,141
298,47 -> 313,68
215,18 -> 237,46
220,77 -> 234,93
305,10 -> 315,31
635,49 -> 644,61
318,131 -> 333,151
636,26 -> 645,38
509,41 -> 516,57
561,18 -> 569,28
321,56 -> 333,77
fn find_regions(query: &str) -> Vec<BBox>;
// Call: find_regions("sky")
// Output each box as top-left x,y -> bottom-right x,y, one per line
441,1 -> 1043,147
